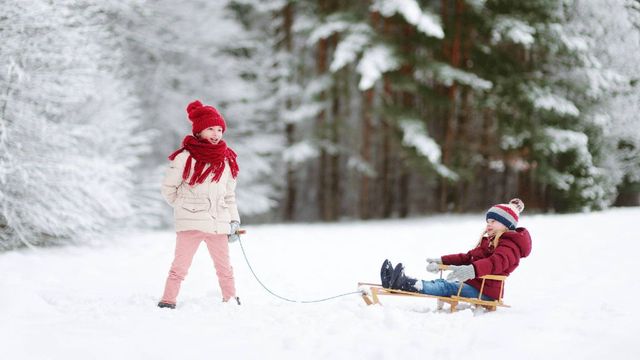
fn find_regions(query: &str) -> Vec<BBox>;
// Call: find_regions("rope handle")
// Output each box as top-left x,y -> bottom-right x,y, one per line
233,229 -> 361,303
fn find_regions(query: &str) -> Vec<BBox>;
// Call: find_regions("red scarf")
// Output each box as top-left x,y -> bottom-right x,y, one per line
168,135 -> 239,185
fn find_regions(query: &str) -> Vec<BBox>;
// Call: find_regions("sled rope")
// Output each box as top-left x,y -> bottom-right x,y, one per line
237,237 -> 361,303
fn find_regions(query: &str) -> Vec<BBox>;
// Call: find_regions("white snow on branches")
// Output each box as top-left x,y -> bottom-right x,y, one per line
282,103 -> 324,125
415,63 -> 493,90
357,45 -> 401,90
283,140 -> 319,165
492,17 -> 536,48
529,88 -> 580,117
371,0 -> 444,38
399,119 -> 458,180
330,24 -> 372,72
544,127 -> 592,162
308,18 -> 351,44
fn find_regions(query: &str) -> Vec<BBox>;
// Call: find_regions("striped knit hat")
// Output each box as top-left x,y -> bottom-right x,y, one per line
486,198 -> 525,230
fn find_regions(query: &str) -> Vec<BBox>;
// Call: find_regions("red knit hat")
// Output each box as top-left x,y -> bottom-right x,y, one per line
186,100 -> 226,135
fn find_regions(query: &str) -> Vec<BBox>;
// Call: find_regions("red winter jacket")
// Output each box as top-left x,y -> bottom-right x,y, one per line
441,228 -> 532,300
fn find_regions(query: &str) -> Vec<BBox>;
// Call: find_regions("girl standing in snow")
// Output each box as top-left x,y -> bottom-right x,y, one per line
381,198 -> 531,301
158,100 -> 241,309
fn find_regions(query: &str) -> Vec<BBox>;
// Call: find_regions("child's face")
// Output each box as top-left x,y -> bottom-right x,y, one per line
485,219 -> 507,236
198,126 -> 224,144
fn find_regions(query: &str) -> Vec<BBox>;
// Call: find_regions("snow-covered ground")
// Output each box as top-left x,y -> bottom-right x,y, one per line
2,208 -> 638,359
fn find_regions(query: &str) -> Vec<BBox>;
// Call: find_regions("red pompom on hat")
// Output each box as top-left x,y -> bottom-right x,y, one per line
186,100 -> 226,135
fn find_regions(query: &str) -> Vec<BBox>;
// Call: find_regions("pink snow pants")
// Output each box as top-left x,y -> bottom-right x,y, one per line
161,230 -> 235,304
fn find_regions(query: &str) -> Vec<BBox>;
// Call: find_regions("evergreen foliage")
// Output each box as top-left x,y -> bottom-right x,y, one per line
1,0 -> 639,249
0,0 -> 152,249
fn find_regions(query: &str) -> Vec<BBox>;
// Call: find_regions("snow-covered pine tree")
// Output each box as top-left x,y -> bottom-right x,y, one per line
305,0 -> 453,217
229,0 -> 341,221
491,0 -> 640,211
313,0 -> 635,214
459,0 -> 617,211
563,0 -> 640,207
86,0 -> 637,221
0,0 -> 152,249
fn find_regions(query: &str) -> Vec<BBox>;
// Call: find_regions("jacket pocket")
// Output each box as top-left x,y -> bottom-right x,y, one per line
180,198 -> 211,213
215,198 -> 231,221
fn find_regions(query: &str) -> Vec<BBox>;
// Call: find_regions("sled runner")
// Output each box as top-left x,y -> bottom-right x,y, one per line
358,265 -> 510,312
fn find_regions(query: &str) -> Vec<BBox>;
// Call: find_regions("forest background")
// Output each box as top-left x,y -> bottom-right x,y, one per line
1,0 -> 639,249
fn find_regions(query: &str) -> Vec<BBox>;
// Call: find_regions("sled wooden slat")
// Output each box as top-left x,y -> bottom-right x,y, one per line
358,270 -> 511,313
480,274 -> 508,281
449,296 -> 510,311
361,292 -> 374,305
371,286 -> 380,304
358,282 -> 459,312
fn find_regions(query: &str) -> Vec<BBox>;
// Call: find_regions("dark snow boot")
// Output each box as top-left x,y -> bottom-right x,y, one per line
223,296 -> 241,305
390,263 -> 419,293
380,259 -> 394,288
157,301 -> 176,309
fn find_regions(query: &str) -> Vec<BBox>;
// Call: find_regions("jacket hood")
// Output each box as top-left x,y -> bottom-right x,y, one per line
502,227 -> 532,258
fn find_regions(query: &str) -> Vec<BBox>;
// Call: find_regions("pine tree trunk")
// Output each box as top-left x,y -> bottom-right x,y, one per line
519,165 -> 539,209
359,9 -> 379,219
456,87 -> 471,212
377,17 -> 397,218
314,7 -> 329,220
381,78 -> 394,218
327,34 -> 341,221
439,0 -> 464,212
398,24 -> 414,218
480,107 -> 496,206
398,169 -> 410,217
456,6 -> 475,212
316,56 -> 328,220
360,88 -> 374,219
282,2 -> 296,221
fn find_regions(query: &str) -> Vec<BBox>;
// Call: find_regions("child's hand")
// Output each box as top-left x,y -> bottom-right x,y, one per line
426,257 -> 442,264
228,221 -> 240,243
426,262 -> 440,273
229,221 -> 240,234
446,265 -> 475,282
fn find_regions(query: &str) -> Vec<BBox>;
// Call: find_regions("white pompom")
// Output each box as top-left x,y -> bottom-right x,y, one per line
509,198 -> 525,213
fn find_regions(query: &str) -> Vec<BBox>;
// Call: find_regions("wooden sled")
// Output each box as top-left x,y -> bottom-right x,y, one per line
358,265 -> 510,313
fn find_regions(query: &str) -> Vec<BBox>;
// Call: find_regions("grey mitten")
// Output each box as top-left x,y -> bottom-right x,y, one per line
446,264 -> 475,282
426,262 -> 440,273
228,221 -> 240,243
426,257 -> 442,273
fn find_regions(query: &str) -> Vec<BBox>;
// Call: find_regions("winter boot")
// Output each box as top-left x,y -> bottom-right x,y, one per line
390,263 -> 419,293
380,259 -> 394,288
223,296 -> 241,305
157,301 -> 176,309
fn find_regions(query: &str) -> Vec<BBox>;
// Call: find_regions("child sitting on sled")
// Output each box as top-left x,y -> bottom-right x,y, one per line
381,198 -> 531,301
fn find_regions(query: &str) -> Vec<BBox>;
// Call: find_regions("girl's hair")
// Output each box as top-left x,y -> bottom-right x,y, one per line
475,228 -> 506,249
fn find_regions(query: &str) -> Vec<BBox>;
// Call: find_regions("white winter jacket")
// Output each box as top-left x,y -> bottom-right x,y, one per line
161,151 -> 240,234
